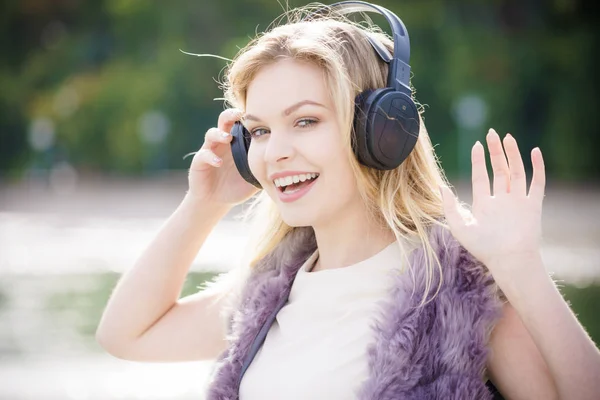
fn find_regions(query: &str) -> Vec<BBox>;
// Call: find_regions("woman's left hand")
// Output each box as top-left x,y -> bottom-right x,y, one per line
440,128 -> 546,282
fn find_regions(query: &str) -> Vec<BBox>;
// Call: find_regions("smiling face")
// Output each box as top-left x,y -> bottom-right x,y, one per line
245,59 -> 362,228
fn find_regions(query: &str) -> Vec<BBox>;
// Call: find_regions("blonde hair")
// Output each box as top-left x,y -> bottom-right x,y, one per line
216,5 -> 454,305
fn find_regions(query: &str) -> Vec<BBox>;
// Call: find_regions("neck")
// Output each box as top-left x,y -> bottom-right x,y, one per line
311,208 -> 396,272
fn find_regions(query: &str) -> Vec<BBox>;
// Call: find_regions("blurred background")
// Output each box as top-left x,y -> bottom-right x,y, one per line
1,0 -> 599,399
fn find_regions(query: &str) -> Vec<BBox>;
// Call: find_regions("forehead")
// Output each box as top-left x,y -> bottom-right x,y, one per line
245,59 -> 331,115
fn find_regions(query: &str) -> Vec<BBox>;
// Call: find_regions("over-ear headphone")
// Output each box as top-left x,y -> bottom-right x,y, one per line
230,0 -> 420,189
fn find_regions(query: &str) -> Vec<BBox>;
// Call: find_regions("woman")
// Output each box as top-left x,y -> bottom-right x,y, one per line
96,2 -> 600,399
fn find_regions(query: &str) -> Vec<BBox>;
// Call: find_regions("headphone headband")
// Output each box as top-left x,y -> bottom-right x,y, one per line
304,1 -> 411,94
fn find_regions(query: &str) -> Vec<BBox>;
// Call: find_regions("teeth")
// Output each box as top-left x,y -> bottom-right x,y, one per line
274,173 -> 319,188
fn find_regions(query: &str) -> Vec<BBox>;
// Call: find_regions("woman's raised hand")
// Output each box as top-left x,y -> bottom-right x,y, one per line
187,108 -> 259,205
440,128 -> 546,282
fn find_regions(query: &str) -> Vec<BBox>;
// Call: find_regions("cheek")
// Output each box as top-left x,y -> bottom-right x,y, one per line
311,136 -> 358,193
313,129 -> 353,174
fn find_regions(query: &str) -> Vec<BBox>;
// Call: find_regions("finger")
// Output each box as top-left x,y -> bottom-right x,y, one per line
503,133 -> 527,196
486,128 -> 510,196
190,148 -> 223,170
217,108 -> 243,133
528,147 -> 546,200
440,185 -> 465,231
202,127 -> 232,151
471,141 -> 490,205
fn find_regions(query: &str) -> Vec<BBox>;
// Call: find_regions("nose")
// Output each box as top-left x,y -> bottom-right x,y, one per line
263,129 -> 294,164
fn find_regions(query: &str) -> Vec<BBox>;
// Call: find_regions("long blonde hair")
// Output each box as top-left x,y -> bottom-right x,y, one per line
216,5 -> 453,305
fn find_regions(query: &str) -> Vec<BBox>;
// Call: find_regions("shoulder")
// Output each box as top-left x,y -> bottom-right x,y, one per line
407,222 -> 506,309
428,223 -> 502,292
221,227 -> 318,334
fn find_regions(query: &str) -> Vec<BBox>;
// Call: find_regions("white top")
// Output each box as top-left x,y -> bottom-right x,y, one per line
239,241 -> 405,400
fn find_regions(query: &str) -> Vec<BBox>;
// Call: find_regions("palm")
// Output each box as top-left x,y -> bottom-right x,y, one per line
211,157 -> 258,204
441,129 -> 546,272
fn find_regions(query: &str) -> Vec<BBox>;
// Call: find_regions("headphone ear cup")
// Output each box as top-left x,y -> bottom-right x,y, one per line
230,122 -> 262,188
354,89 -> 420,170
354,88 -> 388,169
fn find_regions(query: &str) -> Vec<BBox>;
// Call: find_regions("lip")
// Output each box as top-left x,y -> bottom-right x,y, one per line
276,175 -> 319,203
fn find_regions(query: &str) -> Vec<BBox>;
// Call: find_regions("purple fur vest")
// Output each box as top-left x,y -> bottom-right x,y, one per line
205,224 -> 504,399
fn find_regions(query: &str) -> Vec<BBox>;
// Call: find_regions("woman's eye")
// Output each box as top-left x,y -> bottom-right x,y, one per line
249,119 -> 317,138
250,128 -> 269,138
297,118 -> 317,128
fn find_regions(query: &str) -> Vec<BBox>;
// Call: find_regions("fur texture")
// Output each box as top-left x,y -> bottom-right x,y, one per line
205,225 -> 503,400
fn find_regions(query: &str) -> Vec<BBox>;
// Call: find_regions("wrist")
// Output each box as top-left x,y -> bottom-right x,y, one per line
489,253 -> 550,302
486,249 -> 543,269
181,193 -> 232,220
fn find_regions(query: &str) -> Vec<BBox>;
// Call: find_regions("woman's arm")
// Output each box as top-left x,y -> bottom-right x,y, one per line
96,195 -> 233,361
487,255 -> 600,400
487,300 -> 557,400
440,129 -> 600,399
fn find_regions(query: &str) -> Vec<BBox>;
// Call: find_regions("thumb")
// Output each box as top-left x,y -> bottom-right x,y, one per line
440,185 -> 465,232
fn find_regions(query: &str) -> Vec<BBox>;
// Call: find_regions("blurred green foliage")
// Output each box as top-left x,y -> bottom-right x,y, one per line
36,272 -> 600,353
44,271 -> 217,350
559,283 -> 600,348
1,272 -> 597,357
1,0 -> 598,179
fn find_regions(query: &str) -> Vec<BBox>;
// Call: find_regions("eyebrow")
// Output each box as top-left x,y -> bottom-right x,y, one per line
243,100 -> 327,123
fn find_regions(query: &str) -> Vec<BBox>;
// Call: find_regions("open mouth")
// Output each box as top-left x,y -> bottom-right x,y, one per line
275,173 -> 320,194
